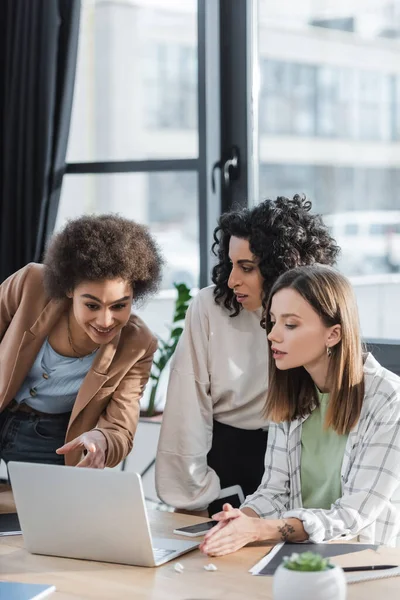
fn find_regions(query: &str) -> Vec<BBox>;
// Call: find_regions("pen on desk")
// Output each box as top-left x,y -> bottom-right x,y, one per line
342,565 -> 398,573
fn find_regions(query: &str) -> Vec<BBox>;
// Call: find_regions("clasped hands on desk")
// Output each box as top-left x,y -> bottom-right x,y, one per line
1,487 -> 400,600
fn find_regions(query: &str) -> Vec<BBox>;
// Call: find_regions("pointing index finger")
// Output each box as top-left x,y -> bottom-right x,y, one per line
56,439 -> 79,454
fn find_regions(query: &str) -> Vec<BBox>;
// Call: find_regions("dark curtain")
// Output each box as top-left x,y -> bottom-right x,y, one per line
0,0 -> 80,283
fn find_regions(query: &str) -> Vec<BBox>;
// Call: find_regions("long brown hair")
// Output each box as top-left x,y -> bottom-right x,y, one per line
264,265 -> 365,435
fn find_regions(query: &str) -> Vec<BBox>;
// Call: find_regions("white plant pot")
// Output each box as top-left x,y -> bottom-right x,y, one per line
273,564 -> 347,600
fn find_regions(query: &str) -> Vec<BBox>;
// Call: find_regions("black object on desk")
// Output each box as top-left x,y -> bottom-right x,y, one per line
258,542 -> 378,575
0,512 -> 21,536
343,564 -> 398,572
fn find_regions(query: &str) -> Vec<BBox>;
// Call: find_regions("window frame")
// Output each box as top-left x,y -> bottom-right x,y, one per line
62,0 -> 221,289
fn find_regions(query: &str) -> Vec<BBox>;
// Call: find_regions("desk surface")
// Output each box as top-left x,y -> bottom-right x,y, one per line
1,487 -> 400,600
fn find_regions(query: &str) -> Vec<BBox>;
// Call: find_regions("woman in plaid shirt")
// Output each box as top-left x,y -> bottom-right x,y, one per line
201,265 -> 400,556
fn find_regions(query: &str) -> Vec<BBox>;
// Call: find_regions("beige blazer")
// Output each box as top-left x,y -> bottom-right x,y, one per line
0,263 -> 157,467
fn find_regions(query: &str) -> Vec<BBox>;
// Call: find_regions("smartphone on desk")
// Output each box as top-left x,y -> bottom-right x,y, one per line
173,520 -> 218,537
173,485 -> 245,537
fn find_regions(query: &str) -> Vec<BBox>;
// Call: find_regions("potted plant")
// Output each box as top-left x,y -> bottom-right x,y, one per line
144,282 -> 192,417
273,551 -> 347,600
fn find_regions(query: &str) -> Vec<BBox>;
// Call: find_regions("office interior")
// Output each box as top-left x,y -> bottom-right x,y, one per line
1,0 -> 400,500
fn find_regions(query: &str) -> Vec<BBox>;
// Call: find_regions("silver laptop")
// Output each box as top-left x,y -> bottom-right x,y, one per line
8,462 -> 198,567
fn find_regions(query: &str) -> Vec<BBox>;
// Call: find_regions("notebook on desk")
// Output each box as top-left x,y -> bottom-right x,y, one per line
8,462 -> 199,567
0,581 -> 55,600
332,549 -> 400,584
346,567 -> 400,584
251,542 -> 378,575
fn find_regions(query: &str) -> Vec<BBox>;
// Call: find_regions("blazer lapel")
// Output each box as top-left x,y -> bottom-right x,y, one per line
69,330 -> 122,423
4,299 -> 69,404
22,297 -> 69,363
30,298 -> 70,339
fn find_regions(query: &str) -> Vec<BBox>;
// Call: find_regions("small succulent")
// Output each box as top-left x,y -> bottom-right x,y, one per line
282,551 -> 333,572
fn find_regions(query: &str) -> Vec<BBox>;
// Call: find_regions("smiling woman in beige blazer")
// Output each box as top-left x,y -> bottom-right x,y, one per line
0,214 -> 162,469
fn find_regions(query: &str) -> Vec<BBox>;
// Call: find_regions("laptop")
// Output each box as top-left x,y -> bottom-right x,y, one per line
8,462 -> 198,567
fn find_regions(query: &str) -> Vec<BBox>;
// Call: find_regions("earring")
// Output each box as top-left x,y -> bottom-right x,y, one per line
326,346 -> 332,358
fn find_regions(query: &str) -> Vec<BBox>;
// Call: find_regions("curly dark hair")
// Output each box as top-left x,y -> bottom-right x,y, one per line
211,194 -> 340,317
43,214 -> 164,301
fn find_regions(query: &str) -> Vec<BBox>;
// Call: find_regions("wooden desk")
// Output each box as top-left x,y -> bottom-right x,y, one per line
1,489 -> 400,600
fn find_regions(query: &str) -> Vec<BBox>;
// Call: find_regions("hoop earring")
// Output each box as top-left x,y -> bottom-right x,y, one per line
326,346 -> 332,358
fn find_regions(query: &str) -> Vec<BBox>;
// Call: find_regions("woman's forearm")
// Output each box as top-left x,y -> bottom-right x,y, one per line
242,508 -> 308,543
261,517 -> 309,543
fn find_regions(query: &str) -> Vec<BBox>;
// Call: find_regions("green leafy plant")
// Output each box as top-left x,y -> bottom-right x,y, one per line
282,552 -> 333,572
145,282 -> 192,417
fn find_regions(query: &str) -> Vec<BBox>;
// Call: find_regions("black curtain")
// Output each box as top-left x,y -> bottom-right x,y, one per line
0,0 -> 80,283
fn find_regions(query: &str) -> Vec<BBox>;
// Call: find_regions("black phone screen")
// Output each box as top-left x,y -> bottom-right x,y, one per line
176,520 -> 218,534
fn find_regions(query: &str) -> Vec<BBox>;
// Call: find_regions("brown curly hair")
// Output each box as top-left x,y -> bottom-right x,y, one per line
43,214 -> 164,301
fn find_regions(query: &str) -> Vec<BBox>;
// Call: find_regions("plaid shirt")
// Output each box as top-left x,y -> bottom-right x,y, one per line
242,354 -> 400,546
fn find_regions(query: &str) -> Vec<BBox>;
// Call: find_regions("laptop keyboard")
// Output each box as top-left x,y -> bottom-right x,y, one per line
154,548 -> 176,561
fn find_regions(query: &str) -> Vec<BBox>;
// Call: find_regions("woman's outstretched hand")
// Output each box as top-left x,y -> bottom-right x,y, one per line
199,503 -> 260,557
56,430 -> 108,468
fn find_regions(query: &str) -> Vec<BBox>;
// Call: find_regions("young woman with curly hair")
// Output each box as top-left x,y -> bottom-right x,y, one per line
201,265 -> 400,554
156,195 -> 340,516
0,214 -> 163,468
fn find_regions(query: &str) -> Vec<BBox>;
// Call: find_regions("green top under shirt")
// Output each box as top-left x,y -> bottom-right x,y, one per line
300,389 -> 348,510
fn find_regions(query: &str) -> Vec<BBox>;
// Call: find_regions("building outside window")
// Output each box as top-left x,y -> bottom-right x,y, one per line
258,0 -> 400,338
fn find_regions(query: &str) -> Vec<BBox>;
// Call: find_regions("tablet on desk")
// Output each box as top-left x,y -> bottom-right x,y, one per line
0,512 -> 22,536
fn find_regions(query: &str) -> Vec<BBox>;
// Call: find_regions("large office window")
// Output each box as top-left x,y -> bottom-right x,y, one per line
67,0 -> 198,162
60,0 -> 201,299
257,0 -> 400,339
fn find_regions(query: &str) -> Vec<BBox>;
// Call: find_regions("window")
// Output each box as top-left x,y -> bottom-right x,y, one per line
316,67 -> 355,139
260,59 -> 393,142
56,172 -> 199,291
260,60 -> 315,136
145,44 -> 197,130
67,0 -> 198,162
257,0 -> 400,339
357,71 -> 391,141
